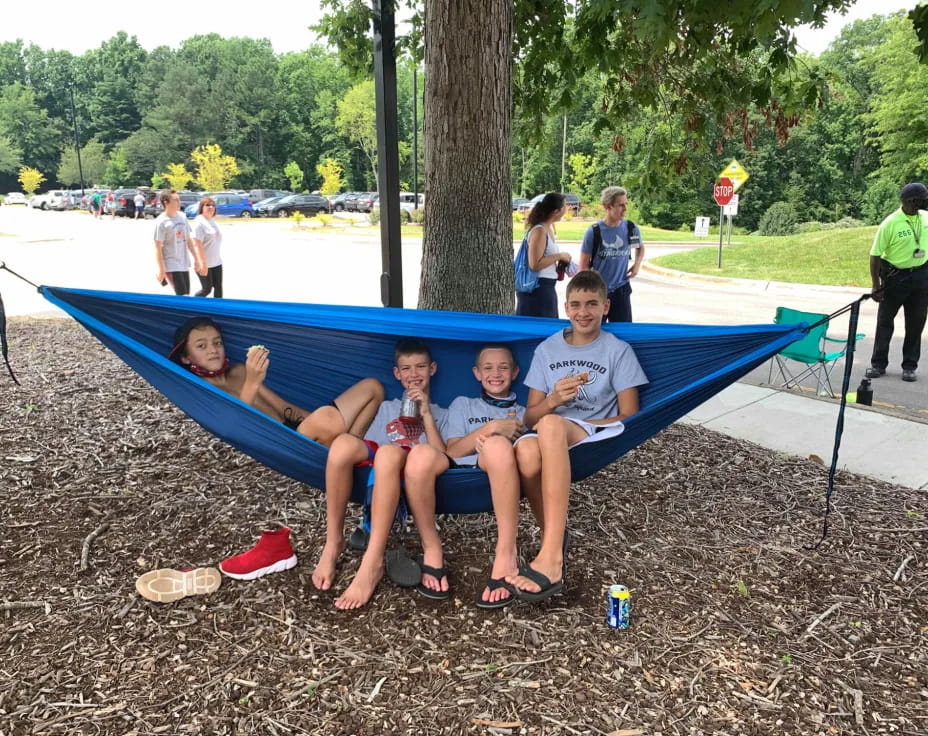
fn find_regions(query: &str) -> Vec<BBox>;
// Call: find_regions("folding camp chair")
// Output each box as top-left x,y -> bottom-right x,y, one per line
767,306 -> 864,398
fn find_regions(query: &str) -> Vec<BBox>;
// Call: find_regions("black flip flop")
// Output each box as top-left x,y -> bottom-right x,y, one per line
416,563 -> 450,600
475,577 -> 515,609
511,564 -> 563,602
385,548 -> 420,588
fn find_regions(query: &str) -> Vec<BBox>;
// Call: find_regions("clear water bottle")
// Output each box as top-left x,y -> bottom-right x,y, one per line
399,391 -> 419,423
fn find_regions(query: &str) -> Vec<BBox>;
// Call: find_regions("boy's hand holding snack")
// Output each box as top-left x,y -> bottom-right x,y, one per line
550,372 -> 588,407
245,345 -> 269,383
405,386 -> 432,417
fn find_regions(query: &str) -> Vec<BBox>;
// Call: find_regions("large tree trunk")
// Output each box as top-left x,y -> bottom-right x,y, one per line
419,0 -> 513,313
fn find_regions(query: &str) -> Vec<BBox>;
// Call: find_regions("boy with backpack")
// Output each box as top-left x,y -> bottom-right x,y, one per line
579,186 -> 645,322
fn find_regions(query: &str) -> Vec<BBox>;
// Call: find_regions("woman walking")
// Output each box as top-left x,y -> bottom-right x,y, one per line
192,197 -> 224,297
515,193 -> 573,318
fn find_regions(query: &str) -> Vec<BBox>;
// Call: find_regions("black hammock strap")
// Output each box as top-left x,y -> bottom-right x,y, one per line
804,293 -> 873,551
0,261 -> 41,386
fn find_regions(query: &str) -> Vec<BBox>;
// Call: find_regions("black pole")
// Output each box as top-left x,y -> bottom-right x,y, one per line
68,85 -> 85,194
412,67 -> 418,209
372,0 -> 403,308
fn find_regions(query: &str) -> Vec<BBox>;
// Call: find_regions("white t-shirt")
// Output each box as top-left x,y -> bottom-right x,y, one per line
525,224 -> 559,279
154,213 -> 192,272
364,398 -> 449,450
133,193 -> 145,207
524,329 -> 648,420
445,395 -> 525,465
193,215 -> 223,268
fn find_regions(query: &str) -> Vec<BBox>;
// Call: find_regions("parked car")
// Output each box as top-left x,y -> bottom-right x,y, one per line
517,194 -> 544,215
253,196 -> 287,216
512,197 -> 529,211
265,193 -> 330,218
249,188 -> 290,203
373,192 -> 425,222
110,188 -> 148,217
184,192 -> 255,219
30,190 -> 70,211
331,192 -> 362,212
563,193 -> 582,214
349,192 -> 378,213
145,191 -> 201,218
516,193 -> 582,216
5,192 -> 27,205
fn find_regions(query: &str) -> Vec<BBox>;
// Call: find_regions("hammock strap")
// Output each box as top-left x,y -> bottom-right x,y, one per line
0,263 -> 37,386
805,296 -> 866,550
0,261 -> 41,291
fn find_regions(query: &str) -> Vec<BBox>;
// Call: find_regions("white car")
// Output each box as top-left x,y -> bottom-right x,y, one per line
5,192 -> 26,205
30,190 -> 69,210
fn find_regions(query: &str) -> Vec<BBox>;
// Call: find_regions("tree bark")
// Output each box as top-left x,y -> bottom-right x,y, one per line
419,0 -> 513,313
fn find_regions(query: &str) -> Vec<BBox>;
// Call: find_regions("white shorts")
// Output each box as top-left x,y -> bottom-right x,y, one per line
514,417 -> 625,449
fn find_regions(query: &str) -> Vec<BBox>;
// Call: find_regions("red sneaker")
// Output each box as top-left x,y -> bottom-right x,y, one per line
219,528 -> 297,580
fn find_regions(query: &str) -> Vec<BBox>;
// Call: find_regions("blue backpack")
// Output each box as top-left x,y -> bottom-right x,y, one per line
513,233 -> 539,293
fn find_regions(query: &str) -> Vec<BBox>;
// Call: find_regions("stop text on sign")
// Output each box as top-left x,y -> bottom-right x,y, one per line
713,177 -> 734,206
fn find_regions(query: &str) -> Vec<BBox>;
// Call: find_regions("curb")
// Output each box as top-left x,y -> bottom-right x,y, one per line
640,260 -> 870,299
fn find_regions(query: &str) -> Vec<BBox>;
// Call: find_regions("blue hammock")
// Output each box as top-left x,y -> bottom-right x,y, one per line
40,286 -> 806,514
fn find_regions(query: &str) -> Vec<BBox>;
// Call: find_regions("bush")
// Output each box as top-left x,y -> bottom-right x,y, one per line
798,221 -> 823,233
820,216 -> 865,231
316,213 -> 333,227
291,211 -> 305,227
369,208 -> 380,225
411,207 -> 425,225
758,201 -> 800,236
579,203 -> 604,220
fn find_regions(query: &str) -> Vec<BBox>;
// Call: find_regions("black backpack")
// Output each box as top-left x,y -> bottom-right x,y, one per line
590,220 -> 638,269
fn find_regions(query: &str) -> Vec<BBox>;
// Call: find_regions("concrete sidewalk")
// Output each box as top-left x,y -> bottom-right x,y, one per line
679,383 -> 928,490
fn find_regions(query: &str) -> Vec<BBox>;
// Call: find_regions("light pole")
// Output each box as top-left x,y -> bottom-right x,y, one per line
412,66 -> 418,209
67,84 -> 85,194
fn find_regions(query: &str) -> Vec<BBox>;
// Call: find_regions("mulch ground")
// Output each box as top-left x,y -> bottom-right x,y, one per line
1,318 -> 926,736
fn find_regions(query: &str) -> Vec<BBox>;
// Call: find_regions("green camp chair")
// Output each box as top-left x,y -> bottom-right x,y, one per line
767,306 -> 865,398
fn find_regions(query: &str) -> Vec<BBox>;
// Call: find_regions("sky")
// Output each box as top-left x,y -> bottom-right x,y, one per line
0,0 -> 920,57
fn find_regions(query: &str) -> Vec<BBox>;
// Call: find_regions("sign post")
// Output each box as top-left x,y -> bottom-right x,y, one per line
713,177 -> 735,268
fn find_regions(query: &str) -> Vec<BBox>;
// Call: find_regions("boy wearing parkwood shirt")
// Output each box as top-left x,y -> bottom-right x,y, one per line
507,270 -> 648,602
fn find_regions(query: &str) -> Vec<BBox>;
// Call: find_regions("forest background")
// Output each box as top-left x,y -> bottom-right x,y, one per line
0,9 -> 924,233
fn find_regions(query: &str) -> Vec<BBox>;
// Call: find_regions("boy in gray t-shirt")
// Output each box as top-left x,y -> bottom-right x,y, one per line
507,270 -> 648,603
313,338 -> 448,611
403,344 -> 525,608
153,189 -> 205,295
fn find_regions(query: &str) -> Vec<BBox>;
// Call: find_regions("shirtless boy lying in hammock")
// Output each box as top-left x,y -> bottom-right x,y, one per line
169,316 -> 383,446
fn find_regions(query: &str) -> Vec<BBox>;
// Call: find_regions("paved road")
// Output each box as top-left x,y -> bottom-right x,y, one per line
1,206 -> 924,421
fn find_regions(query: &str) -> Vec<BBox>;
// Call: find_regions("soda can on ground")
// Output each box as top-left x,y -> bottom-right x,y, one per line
606,584 -> 630,629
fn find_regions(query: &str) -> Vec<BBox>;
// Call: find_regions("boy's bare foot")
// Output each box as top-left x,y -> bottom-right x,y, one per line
479,554 -> 518,606
311,540 -> 344,591
335,560 -> 383,610
505,554 -> 562,595
419,547 -> 449,595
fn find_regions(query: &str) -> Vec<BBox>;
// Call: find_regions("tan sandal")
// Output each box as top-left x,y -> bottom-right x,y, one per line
135,567 -> 222,603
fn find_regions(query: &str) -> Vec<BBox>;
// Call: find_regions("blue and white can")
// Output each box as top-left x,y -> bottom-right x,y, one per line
606,584 -> 630,629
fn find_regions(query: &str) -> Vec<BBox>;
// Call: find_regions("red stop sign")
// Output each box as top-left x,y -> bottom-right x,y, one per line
713,177 -> 735,206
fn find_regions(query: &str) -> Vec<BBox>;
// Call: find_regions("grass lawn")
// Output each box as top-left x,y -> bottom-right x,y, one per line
652,226 -> 876,287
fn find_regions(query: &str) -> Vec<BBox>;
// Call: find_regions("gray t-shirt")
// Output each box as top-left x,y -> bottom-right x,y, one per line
193,215 -> 223,268
580,220 -> 642,290
364,398 -> 449,450
445,395 -> 526,465
524,329 -> 648,420
154,213 -> 192,272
